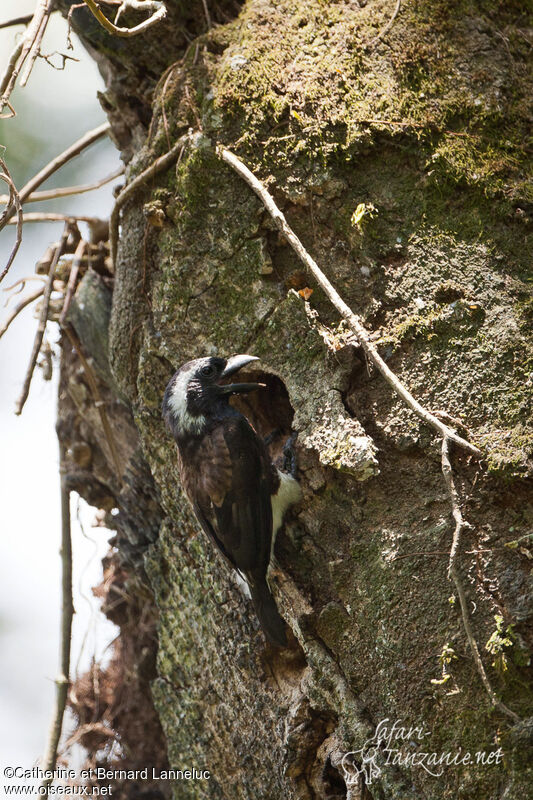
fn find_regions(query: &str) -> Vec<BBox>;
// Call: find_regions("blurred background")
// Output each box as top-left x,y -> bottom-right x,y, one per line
0,0 -> 121,779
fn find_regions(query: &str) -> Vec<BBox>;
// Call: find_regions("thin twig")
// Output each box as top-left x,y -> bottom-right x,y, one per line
7,212 -> 106,225
20,0 -> 55,87
15,224 -> 70,415
3,275 -> 46,295
39,49 -> 80,71
40,440 -> 73,788
81,0 -> 167,37
0,286 -> 44,339
59,239 -> 86,326
62,324 -> 123,478
0,0 -> 53,113
0,14 -> 34,30
0,159 -> 23,282
452,564 -> 519,722
217,146 -> 481,457
200,0 -> 212,30
0,39 -> 23,116
441,437 -> 469,579
110,132 -> 189,264
0,124 -> 111,237
369,0 -> 401,46
9,123 -> 111,222
441,437 -> 519,722
0,166 -> 124,205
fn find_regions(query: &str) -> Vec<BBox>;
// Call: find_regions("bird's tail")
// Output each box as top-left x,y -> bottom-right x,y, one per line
249,578 -> 288,647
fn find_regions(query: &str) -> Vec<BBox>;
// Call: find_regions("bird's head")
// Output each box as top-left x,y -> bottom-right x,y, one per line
163,354 -> 263,437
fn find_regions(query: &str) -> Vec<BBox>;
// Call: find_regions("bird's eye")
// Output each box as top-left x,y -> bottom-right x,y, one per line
200,365 -> 214,377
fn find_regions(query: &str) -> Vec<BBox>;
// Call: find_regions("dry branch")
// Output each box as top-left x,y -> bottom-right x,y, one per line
13,123 -> 111,216
110,132 -> 189,264
217,146 -> 481,457
0,0 -> 54,113
7,212 -> 106,225
0,14 -> 34,30
441,436 -> 470,579
200,0 -> 212,30
0,39 -> 24,117
14,224 -> 70,415
3,275 -> 46,293
0,285 -> 44,339
20,0 -> 54,87
40,441 -> 74,787
81,0 -> 167,38
441,437 -> 519,722
0,159 -> 23,283
0,166 -> 124,205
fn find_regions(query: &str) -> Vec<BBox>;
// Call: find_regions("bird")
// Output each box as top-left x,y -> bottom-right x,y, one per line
162,354 -> 301,646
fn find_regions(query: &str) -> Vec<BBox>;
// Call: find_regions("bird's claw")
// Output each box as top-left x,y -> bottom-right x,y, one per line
282,434 -> 298,478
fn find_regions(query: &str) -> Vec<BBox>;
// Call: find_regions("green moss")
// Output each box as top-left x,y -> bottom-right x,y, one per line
200,0 -> 532,202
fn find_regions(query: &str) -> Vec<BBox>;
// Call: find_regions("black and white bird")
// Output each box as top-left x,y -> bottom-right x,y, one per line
162,354 -> 301,646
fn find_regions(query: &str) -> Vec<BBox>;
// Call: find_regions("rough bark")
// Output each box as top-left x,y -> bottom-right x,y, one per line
57,1 -> 532,798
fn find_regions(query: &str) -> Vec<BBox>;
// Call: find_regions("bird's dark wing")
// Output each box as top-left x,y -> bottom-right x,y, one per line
176,425 -> 237,567
212,416 -> 274,576
177,416 -> 287,645
178,416 -> 273,577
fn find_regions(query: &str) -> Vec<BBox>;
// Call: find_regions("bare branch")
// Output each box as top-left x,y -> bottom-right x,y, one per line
7,212 -> 106,225
40,440 -> 74,787
15,123 -> 111,215
441,436 -> 469,579
218,146 -> 481,457
3,275 -> 46,295
15,224 -> 70,415
0,0 -> 54,113
0,14 -> 34,30
38,50 -> 80,72
0,286 -> 44,340
200,0 -> 212,30
0,39 -> 24,115
0,166 -> 124,205
111,132 -> 189,264
441,437 -> 519,722
0,160 -> 23,283
81,0 -> 167,38
20,1 -> 55,88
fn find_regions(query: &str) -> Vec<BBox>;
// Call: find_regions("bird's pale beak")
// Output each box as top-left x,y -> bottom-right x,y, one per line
218,354 -> 265,395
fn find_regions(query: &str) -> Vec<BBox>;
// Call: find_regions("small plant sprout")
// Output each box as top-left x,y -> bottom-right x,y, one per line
485,616 -> 516,675
431,643 -> 458,685
350,202 -> 378,234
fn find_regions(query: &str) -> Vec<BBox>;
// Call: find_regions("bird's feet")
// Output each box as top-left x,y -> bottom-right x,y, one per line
282,434 -> 298,478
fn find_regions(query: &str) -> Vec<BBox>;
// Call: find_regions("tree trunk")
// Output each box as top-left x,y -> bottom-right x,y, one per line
57,1 -> 532,798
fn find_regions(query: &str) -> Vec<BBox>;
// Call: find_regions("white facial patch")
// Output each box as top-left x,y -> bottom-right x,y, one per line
168,368 -> 207,435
